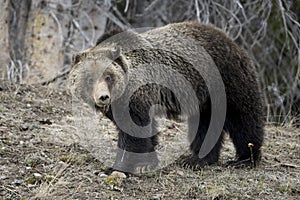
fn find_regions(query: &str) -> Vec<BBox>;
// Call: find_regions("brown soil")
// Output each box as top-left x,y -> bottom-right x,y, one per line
0,84 -> 299,200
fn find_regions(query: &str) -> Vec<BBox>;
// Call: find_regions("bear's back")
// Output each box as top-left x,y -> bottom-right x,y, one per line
141,22 -> 262,114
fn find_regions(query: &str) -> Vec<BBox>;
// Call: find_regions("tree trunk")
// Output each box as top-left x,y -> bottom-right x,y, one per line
0,0 -> 10,82
8,0 -> 31,83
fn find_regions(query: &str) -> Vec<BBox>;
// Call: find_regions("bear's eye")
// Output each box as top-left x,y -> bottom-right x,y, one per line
105,75 -> 113,82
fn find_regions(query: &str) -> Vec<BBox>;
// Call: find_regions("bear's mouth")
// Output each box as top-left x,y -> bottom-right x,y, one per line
94,103 -> 110,113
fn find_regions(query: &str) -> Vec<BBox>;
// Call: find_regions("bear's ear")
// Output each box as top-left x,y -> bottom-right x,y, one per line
110,46 -> 121,60
110,46 -> 129,73
72,50 -> 90,65
114,54 -> 129,73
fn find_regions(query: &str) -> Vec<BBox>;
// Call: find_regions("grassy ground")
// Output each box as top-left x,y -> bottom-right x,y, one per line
0,84 -> 299,199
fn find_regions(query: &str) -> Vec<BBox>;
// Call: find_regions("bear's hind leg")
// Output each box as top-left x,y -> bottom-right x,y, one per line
224,112 -> 264,168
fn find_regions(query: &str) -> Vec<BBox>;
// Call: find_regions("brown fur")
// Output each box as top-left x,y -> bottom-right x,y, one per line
69,21 -> 265,173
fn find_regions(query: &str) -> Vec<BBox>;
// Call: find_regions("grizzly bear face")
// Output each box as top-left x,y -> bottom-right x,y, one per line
69,46 -> 129,113
92,64 -> 116,108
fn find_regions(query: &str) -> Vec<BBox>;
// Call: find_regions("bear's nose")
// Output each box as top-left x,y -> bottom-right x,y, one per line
98,94 -> 110,104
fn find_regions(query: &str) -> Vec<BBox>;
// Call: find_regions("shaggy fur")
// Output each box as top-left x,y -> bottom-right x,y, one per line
69,21 -> 265,173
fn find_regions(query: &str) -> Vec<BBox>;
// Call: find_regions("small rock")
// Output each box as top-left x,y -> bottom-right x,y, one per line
176,170 -> 185,176
99,173 -> 108,178
28,184 -> 36,188
111,171 -> 127,178
20,124 -> 29,131
113,186 -> 123,192
33,173 -> 42,179
12,179 -> 23,185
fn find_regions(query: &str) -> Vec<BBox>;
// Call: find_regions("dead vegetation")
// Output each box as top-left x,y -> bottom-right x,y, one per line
0,85 -> 299,199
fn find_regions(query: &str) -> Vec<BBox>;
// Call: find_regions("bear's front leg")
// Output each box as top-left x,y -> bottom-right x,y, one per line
112,130 -> 159,174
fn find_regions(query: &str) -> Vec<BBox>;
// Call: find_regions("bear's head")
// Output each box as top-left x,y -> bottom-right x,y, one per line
69,45 -> 129,113
69,30 -> 153,114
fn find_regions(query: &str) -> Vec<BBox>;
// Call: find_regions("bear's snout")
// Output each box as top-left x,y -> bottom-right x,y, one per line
98,94 -> 110,104
94,92 -> 111,107
93,81 -> 111,107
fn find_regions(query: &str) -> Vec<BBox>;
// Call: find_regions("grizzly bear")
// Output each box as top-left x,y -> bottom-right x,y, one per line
69,21 -> 264,174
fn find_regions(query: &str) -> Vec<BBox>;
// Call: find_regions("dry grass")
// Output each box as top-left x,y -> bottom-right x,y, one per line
0,85 -> 299,199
